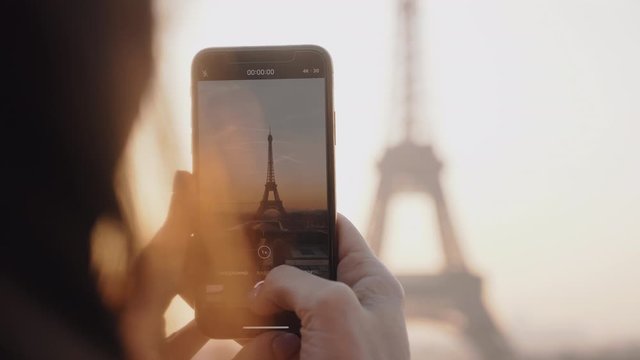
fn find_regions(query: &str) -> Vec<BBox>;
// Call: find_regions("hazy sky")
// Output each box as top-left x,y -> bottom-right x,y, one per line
197,79 -> 327,212
127,0 -> 640,356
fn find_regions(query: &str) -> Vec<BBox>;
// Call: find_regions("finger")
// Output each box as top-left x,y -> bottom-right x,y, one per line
234,338 -> 250,346
249,265 -> 360,319
271,333 -> 300,360
336,214 -> 393,285
165,170 -> 196,231
151,171 -> 196,252
232,332 -> 300,360
133,171 -> 197,308
166,171 -> 200,305
164,320 -> 209,360
336,213 -> 375,259
335,214 -> 405,306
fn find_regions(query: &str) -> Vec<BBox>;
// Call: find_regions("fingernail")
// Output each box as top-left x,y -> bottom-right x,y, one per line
248,280 -> 264,300
272,332 -> 300,360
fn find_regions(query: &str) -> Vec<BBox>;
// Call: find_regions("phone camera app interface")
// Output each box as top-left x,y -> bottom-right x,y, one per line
197,76 -> 329,309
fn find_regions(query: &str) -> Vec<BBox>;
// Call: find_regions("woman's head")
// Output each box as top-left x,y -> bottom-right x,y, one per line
4,0 -> 153,356
7,0 -> 153,215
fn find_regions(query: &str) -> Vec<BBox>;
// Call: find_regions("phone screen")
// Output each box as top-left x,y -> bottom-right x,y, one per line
192,47 -> 335,337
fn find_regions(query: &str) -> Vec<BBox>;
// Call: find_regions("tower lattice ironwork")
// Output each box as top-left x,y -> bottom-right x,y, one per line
257,128 -> 286,217
367,0 -> 516,358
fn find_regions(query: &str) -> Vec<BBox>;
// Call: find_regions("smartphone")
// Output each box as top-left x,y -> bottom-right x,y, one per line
191,45 -> 336,338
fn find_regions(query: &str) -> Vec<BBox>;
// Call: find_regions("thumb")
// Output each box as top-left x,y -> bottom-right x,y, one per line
249,265 -> 360,320
164,170 -> 196,232
131,171 -> 196,308
232,332 -> 300,360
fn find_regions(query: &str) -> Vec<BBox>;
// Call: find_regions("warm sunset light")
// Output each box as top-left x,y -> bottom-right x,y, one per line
123,0 -> 640,359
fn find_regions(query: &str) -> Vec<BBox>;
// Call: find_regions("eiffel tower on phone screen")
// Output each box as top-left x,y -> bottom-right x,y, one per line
256,128 -> 287,218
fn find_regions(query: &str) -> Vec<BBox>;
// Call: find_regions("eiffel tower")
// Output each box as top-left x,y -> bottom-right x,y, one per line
367,0 -> 516,358
256,128 -> 287,218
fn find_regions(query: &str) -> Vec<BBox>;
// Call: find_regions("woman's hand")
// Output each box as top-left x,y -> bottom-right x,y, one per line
119,171 -> 202,360
249,214 -> 411,360
119,171 -> 299,360
119,171 -> 409,360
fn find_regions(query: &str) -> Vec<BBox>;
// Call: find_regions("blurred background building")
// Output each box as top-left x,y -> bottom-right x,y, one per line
124,0 -> 640,358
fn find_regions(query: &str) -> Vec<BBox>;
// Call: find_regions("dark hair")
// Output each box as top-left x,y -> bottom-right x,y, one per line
2,0 -> 152,357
